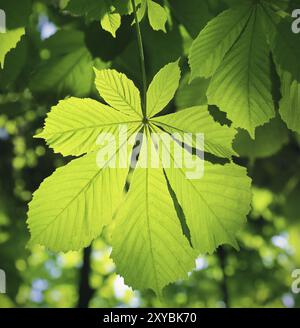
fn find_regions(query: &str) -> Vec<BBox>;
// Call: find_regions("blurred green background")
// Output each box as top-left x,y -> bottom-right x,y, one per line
0,0 -> 300,308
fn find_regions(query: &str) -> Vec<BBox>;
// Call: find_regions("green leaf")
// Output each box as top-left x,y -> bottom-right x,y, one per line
101,10 -> 121,38
28,62 -> 252,295
30,30 -> 94,97
135,0 -> 167,32
111,131 -> 196,295
146,61 -> 181,117
94,68 -> 143,118
147,0 -> 168,32
207,6 -> 275,137
175,74 -> 209,109
136,0 -> 147,22
37,97 -> 141,156
271,18 -> 300,82
27,146 -> 134,252
265,16 -> 300,133
0,28 -> 25,68
152,106 -> 237,158
0,0 -> 30,67
278,69 -> 300,134
233,116 -> 289,159
0,34 -> 27,87
156,132 -> 252,254
189,2 -> 252,80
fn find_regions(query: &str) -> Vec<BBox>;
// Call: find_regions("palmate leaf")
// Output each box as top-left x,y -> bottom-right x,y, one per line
189,1 -> 279,137
28,61 -> 251,295
207,6 -> 274,137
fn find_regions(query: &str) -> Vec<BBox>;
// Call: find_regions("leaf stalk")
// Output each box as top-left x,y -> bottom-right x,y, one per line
131,0 -> 147,117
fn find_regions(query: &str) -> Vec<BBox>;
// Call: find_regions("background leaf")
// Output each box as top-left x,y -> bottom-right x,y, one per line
207,6 -> 275,137
30,30 -> 94,97
189,3 -> 252,80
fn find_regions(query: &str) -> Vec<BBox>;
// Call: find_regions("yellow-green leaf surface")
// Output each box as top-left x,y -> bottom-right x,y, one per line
0,28 -> 25,68
27,139 -> 135,252
156,132 -> 252,254
147,0 -> 168,32
112,131 -> 196,295
28,62 -> 252,295
146,61 -> 181,117
95,69 -> 143,118
207,7 -> 275,137
38,97 -> 141,156
136,0 -> 167,32
152,106 -> 237,158
101,11 -> 121,37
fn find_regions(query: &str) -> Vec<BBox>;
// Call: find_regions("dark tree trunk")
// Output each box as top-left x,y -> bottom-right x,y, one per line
217,247 -> 230,308
77,246 -> 95,308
